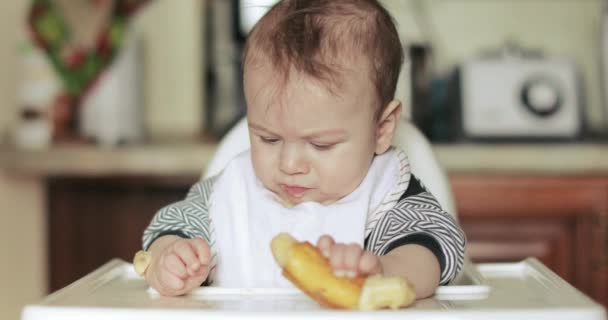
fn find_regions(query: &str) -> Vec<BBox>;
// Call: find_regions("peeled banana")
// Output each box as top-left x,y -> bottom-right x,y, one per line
270,233 -> 416,310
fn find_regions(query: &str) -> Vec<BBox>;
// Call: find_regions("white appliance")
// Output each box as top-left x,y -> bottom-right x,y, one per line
460,57 -> 582,139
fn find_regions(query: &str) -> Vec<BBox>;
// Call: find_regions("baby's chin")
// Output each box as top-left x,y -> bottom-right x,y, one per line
271,190 -> 340,208
264,182 -> 345,207
288,193 -> 343,207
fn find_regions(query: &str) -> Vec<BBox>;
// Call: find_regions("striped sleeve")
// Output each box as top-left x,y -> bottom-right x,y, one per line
142,176 -> 218,283
366,190 -> 466,285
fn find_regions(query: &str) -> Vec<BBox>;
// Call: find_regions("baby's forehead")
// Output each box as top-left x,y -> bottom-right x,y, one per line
244,53 -> 373,94
243,58 -> 379,120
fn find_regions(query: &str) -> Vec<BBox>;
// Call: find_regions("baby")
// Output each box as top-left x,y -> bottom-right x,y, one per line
140,0 -> 465,299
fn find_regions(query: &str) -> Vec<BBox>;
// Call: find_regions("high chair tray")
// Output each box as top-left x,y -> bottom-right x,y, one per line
22,258 -> 605,320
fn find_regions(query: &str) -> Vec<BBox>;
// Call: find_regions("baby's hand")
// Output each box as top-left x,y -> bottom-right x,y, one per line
316,235 -> 382,278
146,236 -> 210,296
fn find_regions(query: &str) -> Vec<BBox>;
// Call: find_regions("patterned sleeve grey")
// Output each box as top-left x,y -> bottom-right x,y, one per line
366,191 -> 466,285
142,176 -> 217,251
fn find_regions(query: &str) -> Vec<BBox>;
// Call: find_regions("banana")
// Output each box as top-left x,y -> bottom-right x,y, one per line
270,233 -> 416,310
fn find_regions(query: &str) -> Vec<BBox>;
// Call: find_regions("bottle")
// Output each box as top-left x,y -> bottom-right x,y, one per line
15,40 -> 60,150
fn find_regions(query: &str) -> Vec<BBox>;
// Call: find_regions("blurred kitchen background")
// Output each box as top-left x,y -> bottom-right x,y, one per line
1,0 -> 607,318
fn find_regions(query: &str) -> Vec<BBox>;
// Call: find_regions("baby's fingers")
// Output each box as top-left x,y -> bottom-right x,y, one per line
190,237 -> 211,266
163,253 -> 188,279
316,235 -> 335,258
359,250 -> 382,275
155,268 -> 185,295
329,243 -> 363,278
172,239 -> 201,275
342,243 -> 363,277
329,243 -> 348,276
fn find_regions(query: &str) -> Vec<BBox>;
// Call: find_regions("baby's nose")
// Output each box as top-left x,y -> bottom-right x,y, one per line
279,145 -> 309,175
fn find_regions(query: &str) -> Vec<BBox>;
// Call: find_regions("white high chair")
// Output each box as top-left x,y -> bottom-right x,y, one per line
22,123 -> 607,320
204,117 -> 458,219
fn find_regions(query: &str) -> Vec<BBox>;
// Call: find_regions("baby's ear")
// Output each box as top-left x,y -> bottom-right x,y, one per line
375,100 -> 402,154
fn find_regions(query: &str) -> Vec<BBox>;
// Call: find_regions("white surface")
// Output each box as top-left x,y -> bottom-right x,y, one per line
21,258 -> 605,320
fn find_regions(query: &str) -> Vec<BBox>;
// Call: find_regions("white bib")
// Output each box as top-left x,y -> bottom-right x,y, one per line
208,149 -> 399,288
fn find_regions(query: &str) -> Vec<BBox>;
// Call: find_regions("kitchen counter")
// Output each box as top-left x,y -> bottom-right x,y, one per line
0,142 -> 218,177
434,143 -> 608,175
1,142 -> 607,177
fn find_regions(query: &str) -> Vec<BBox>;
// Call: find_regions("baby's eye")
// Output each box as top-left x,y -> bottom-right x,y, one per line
311,142 -> 335,151
260,136 -> 280,144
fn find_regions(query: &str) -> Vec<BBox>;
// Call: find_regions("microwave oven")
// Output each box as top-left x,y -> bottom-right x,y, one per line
459,57 -> 583,140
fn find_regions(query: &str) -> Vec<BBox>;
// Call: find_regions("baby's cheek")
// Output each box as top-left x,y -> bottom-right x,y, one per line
320,169 -> 364,200
251,156 -> 274,182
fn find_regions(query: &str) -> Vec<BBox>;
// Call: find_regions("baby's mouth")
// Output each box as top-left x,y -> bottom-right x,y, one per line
280,184 -> 311,198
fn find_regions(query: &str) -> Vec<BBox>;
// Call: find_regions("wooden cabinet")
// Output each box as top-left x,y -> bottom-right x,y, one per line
47,174 -> 608,307
47,176 -> 194,292
453,175 -> 608,306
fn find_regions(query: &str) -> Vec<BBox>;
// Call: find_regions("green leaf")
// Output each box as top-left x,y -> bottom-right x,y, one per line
109,20 -> 126,48
83,55 -> 101,79
35,11 -> 66,46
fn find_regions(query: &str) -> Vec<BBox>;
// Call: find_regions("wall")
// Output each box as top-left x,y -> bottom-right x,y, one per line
0,1 -> 47,319
382,0 -> 606,132
0,1 -> 203,319
0,173 -> 46,320
134,0 -> 204,140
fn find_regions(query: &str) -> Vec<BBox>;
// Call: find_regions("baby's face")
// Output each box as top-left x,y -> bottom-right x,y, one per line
244,63 -> 379,205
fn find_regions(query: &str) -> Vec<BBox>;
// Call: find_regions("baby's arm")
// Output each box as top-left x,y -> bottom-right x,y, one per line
146,235 -> 210,296
317,176 -> 466,299
317,237 -> 439,299
142,177 -> 219,295
378,244 -> 440,298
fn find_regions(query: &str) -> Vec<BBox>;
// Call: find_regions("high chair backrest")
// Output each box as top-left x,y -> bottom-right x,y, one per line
204,118 -> 458,219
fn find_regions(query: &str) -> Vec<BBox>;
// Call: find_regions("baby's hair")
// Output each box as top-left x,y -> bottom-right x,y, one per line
242,0 -> 404,118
